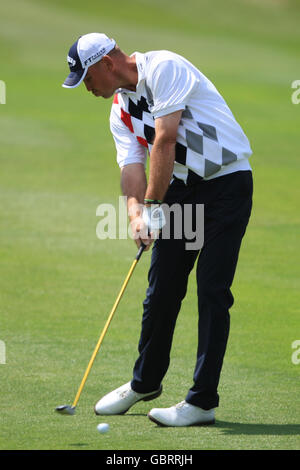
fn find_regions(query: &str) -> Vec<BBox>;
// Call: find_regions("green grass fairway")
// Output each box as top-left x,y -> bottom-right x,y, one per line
1,0 -> 300,451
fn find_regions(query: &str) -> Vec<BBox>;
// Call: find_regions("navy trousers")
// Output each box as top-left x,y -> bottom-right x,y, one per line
131,170 -> 253,410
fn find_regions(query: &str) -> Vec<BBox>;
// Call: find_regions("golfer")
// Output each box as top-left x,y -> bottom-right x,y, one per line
62,33 -> 253,427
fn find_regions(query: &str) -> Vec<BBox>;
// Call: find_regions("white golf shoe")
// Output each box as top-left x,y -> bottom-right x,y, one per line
94,381 -> 163,415
148,400 -> 215,427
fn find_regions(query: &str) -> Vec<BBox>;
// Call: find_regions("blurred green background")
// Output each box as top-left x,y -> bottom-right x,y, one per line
0,0 -> 299,450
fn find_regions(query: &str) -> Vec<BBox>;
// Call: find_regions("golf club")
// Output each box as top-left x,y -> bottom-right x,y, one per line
55,242 -> 146,415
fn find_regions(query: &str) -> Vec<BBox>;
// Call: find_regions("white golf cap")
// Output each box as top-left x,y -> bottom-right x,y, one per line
62,33 -> 116,89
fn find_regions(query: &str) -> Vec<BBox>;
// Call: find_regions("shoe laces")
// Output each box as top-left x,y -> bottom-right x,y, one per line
118,386 -> 139,399
118,389 -> 131,399
175,400 -> 187,410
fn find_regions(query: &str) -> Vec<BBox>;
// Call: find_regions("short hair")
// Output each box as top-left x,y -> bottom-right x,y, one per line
107,44 -> 121,56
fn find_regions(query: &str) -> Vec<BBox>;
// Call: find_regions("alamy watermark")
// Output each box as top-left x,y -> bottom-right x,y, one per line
291,340 -> 300,365
96,196 -> 204,250
0,340 -> 6,364
291,80 -> 300,104
0,80 -> 6,104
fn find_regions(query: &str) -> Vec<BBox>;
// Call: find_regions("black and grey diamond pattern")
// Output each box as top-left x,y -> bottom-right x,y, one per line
115,96 -> 239,184
181,106 -> 238,178
128,96 -> 150,120
197,122 -> 218,142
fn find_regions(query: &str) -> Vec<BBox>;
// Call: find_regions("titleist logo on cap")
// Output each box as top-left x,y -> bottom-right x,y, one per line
67,55 -> 76,67
84,47 -> 106,66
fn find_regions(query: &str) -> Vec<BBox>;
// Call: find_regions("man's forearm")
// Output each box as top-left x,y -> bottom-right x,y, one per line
120,163 -> 152,248
145,139 -> 176,203
121,163 -> 147,221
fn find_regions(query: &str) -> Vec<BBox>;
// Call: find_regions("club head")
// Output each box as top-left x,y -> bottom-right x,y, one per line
55,405 -> 76,415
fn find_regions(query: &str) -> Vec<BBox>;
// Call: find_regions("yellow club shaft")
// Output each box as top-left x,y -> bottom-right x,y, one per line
71,251 -> 143,409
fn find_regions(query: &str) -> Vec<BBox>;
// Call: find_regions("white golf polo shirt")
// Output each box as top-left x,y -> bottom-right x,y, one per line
110,50 -> 252,184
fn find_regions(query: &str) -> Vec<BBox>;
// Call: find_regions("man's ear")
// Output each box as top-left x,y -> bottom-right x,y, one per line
101,55 -> 114,71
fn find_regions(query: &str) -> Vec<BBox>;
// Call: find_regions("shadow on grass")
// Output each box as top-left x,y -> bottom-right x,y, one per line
102,413 -> 300,437
215,421 -> 300,436
69,443 -> 89,447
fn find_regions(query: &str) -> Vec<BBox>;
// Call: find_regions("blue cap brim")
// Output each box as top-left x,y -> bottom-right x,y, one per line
62,67 -> 87,89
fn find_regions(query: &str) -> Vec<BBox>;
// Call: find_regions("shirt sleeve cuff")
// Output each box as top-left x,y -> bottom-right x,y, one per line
118,157 -> 147,169
152,103 -> 185,119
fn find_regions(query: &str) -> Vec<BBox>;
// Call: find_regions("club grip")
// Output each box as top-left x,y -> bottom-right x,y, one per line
135,242 -> 146,261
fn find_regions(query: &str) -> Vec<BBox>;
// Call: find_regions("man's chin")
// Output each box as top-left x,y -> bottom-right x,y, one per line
102,91 -> 115,99
93,90 -> 115,99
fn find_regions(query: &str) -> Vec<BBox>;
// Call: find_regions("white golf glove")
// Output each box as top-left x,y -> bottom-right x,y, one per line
142,204 -> 166,239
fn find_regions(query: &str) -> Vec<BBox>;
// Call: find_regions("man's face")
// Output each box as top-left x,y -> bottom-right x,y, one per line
83,59 -> 116,99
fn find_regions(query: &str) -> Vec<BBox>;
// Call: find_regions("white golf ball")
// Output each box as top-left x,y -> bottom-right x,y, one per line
97,423 -> 109,434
